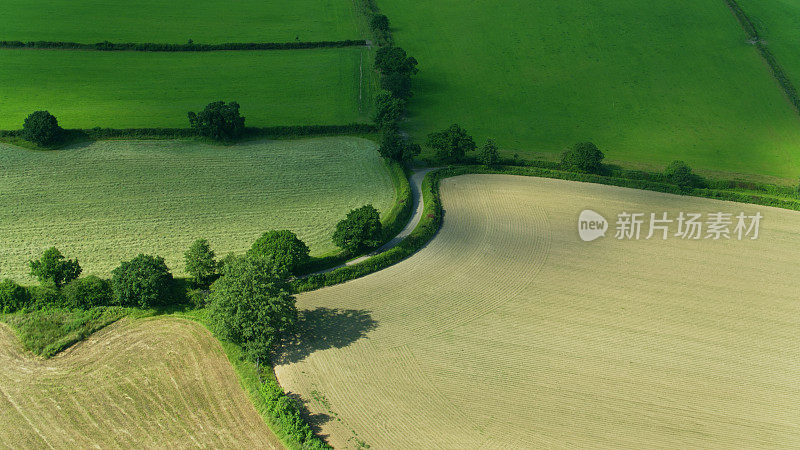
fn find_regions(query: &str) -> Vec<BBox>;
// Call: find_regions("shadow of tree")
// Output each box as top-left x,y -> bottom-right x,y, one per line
285,391 -> 333,438
278,307 -> 378,364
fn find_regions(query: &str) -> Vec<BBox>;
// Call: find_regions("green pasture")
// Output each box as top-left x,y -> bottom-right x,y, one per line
0,0 -> 359,43
382,0 -> 800,180
0,137 -> 394,283
738,0 -> 800,92
0,47 -> 372,129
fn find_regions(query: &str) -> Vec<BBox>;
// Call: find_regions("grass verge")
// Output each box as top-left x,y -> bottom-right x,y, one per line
0,306 -> 134,358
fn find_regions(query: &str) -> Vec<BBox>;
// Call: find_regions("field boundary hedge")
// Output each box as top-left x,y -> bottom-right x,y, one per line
723,0 -> 800,113
291,163 -> 800,292
0,40 -> 366,52
0,124 -> 378,149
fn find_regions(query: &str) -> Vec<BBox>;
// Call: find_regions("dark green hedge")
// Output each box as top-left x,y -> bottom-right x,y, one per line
1,124 -> 378,144
0,40 -> 366,52
259,376 -> 330,449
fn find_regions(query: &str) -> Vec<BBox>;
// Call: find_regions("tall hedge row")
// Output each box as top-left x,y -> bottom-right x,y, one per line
0,40 -> 366,52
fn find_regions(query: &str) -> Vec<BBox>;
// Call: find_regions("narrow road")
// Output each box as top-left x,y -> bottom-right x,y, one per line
310,167 -> 437,275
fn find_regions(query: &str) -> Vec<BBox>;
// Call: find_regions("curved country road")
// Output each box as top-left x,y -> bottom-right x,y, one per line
311,167 -> 438,275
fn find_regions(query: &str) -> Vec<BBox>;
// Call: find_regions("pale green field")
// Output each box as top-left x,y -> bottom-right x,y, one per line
0,0 -> 359,43
381,0 -> 800,180
0,47 -> 372,129
0,137 -> 394,282
277,174 -> 800,448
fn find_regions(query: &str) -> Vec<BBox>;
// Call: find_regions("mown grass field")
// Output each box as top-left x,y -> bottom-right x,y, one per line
0,47 -> 373,129
276,174 -> 800,448
0,0 -> 359,43
0,316 -> 282,448
738,0 -> 800,90
381,0 -> 800,180
0,137 -> 394,283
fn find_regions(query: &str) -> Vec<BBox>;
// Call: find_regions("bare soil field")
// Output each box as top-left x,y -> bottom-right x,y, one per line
0,317 -> 280,448
276,174 -> 800,448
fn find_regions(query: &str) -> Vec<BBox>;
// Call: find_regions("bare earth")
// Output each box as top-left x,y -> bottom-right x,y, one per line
275,174 -> 800,449
0,317 -> 281,449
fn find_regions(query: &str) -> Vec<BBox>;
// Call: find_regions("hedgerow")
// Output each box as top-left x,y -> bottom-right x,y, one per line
259,376 -> 331,449
0,40 -> 366,52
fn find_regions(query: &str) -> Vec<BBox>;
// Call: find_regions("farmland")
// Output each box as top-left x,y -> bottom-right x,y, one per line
0,47 -> 372,129
738,0 -> 800,90
381,0 -> 800,180
276,174 -> 800,448
0,317 -> 282,448
0,137 -> 395,282
0,0 -> 359,43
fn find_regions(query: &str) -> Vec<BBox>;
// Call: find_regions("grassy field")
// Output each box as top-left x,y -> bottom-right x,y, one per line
0,0 -> 359,43
0,316 -> 282,448
275,174 -> 800,448
0,137 -> 395,283
381,0 -> 800,180
738,0 -> 800,91
0,47 -> 373,129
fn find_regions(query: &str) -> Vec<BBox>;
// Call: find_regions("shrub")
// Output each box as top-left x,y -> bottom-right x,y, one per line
374,91 -> 405,128
561,142 -> 604,173
188,101 -> 246,142
63,276 -> 113,309
27,281 -> 66,309
0,279 -> 31,313
379,128 -> 421,163
426,124 -> 477,163
370,14 -> 390,35
208,255 -> 297,361
29,247 -> 81,288
478,139 -> 500,167
332,205 -> 383,254
22,111 -> 63,147
249,230 -> 310,276
665,160 -> 703,189
184,239 -> 218,288
111,254 -> 175,308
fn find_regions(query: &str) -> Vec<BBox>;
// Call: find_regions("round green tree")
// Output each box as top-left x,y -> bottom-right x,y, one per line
664,160 -> 695,189
29,247 -> 81,288
208,254 -> 297,362
249,230 -> 310,276
111,254 -> 174,308
63,275 -> 113,309
0,279 -> 31,313
22,111 -> 63,147
561,142 -> 604,173
184,239 -> 218,288
332,205 -> 383,254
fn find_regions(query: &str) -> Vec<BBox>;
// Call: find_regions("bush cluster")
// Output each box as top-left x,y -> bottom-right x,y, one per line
188,101 -> 246,142
22,111 -> 63,147
260,377 -> 330,448
0,40 -> 365,52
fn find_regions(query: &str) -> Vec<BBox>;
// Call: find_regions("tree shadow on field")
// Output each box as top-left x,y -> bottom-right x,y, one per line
277,307 -> 378,364
285,391 -> 333,438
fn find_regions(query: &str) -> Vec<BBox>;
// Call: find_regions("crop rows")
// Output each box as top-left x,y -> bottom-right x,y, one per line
275,175 -> 800,448
0,137 -> 394,282
0,317 -> 281,448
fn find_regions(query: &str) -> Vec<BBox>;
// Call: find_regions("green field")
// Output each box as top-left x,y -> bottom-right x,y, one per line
382,0 -> 800,180
0,137 -> 394,283
0,0 -> 359,43
0,47 -> 373,129
738,0 -> 800,91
